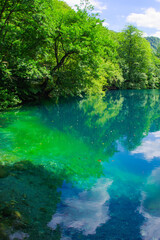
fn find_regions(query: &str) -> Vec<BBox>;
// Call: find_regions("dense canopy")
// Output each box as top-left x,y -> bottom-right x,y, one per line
1,0 -> 160,109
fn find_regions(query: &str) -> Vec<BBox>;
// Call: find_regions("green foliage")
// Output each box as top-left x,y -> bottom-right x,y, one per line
0,87 -> 21,110
118,25 -> 157,89
0,1 -> 160,109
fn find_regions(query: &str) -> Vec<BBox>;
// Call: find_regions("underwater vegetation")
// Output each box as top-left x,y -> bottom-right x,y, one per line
0,161 -> 64,240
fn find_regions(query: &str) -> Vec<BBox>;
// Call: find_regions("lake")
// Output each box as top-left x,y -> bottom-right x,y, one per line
1,90 -> 160,240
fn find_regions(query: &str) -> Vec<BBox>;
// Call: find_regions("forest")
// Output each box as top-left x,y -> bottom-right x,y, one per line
1,0 -> 160,110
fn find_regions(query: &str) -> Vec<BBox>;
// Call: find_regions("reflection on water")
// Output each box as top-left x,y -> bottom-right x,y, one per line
9,231 -> 29,240
139,166 -> 160,240
140,193 -> 160,240
48,178 -> 112,238
1,90 -> 160,239
132,131 -> 160,161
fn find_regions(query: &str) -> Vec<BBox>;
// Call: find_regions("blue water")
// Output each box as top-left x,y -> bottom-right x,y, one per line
1,90 -> 160,239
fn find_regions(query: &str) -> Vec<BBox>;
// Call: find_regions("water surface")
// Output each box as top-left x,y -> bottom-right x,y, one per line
1,90 -> 160,240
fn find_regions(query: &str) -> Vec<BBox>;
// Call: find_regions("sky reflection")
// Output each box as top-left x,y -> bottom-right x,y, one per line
131,131 -> 160,161
139,166 -> 160,240
48,178 -> 112,237
139,193 -> 160,240
2,90 -> 160,239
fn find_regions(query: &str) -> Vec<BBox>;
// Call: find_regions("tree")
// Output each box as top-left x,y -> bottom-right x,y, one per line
118,25 -> 155,89
0,0 -> 50,103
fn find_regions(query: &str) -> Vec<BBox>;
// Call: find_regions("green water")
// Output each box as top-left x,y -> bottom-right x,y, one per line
1,90 -> 160,239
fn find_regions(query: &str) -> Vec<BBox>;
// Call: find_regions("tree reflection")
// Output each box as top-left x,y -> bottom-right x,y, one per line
79,90 -> 160,151
1,90 -> 160,239
1,90 -> 160,184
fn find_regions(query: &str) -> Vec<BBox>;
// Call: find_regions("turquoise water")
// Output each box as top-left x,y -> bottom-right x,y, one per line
1,90 -> 160,239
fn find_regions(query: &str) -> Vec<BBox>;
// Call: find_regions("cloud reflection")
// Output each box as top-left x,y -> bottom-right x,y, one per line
131,131 -> 160,161
139,194 -> 160,240
140,167 -> 160,240
48,178 -> 112,237
9,231 -> 29,240
148,167 -> 160,185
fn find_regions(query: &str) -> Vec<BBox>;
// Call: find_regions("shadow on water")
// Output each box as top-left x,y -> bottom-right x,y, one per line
0,160 -> 66,240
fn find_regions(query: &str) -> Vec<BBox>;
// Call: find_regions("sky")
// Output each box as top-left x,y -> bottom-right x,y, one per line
64,0 -> 160,38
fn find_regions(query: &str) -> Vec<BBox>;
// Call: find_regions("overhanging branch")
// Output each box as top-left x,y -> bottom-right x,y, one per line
52,49 -> 79,74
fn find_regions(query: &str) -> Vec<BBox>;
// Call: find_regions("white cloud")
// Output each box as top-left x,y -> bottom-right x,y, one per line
64,0 -> 107,13
63,0 -> 81,9
92,0 -> 107,11
142,32 -> 148,37
152,31 -> 160,38
127,8 -> 160,30
131,132 -> 160,161
102,21 -> 109,27
48,178 -> 112,237
63,0 -> 79,7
